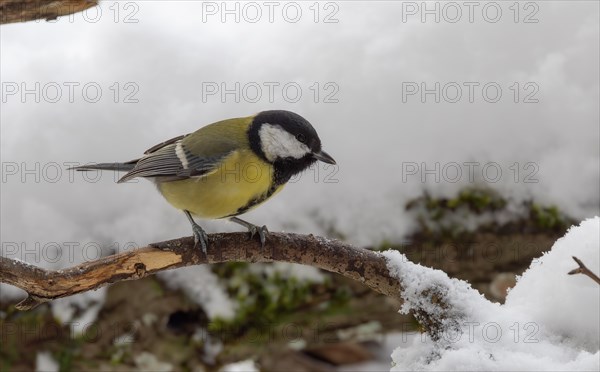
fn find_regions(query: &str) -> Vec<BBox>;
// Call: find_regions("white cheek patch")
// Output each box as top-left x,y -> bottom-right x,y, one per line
259,124 -> 311,162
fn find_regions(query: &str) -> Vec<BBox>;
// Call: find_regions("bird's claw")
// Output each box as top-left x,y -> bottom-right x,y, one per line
247,224 -> 269,247
229,217 -> 270,251
192,225 -> 209,256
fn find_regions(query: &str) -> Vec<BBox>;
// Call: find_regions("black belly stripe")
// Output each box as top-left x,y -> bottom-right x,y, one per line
225,158 -> 315,218
228,183 -> 280,217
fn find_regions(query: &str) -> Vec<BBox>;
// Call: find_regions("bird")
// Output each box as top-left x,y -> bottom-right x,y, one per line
71,110 -> 336,254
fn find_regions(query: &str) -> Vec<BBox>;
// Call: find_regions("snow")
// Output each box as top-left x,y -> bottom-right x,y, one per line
248,262 -> 326,283
0,283 -> 26,302
157,265 -> 237,320
113,331 -> 135,347
505,217 -> 600,351
50,288 -> 106,336
219,359 -> 259,372
337,332 -> 413,372
337,321 -> 383,342
35,351 -> 59,372
383,217 -> 600,371
133,352 -> 174,372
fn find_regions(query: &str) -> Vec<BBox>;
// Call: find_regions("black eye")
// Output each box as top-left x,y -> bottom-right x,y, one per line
296,133 -> 306,143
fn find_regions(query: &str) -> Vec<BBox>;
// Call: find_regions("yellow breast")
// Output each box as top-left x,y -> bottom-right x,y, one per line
157,150 -> 283,219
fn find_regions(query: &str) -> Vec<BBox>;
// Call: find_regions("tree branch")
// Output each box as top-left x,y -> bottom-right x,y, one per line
0,233 -> 401,310
1,233 -> 477,338
1,0 -> 98,25
568,256 -> 600,285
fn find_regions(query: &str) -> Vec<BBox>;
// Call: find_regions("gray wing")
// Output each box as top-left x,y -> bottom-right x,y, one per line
117,138 -> 232,183
143,134 -> 187,155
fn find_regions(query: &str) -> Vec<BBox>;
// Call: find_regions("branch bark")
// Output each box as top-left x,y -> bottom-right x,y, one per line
0,232 -> 401,310
1,0 -> 97,24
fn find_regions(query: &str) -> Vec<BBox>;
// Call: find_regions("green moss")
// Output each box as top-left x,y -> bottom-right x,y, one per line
0,331 -> 18,366
409,187 -> 507,217
109,347 -> 128,365
210,262 -> 339,341
1,358 -> 12,372
0,306 -> 54,367
57,348 -> 74,372
149,278 -> 166,296
403,187 -> 574,244
529,203 -> 573,231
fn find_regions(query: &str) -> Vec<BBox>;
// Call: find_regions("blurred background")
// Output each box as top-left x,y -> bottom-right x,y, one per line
1,1 -> 599,370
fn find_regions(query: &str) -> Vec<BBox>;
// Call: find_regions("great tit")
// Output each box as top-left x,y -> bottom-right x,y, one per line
72,110 -> 336,254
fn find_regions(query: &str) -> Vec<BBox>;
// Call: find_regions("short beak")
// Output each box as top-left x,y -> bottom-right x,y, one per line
313,150 -> 336,165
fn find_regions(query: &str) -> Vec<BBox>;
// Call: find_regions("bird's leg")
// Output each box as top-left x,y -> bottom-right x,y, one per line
184,210 -> 209,256
229,217 -> 269,248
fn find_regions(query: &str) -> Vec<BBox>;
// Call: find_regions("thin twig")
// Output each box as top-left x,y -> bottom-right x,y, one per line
568,256 -> 600,285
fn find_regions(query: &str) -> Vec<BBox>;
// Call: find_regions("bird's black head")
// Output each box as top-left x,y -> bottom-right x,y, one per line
248,110 -> 335,185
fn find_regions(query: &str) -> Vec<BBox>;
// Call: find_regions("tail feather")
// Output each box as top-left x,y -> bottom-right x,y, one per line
69,162 -> 136,172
